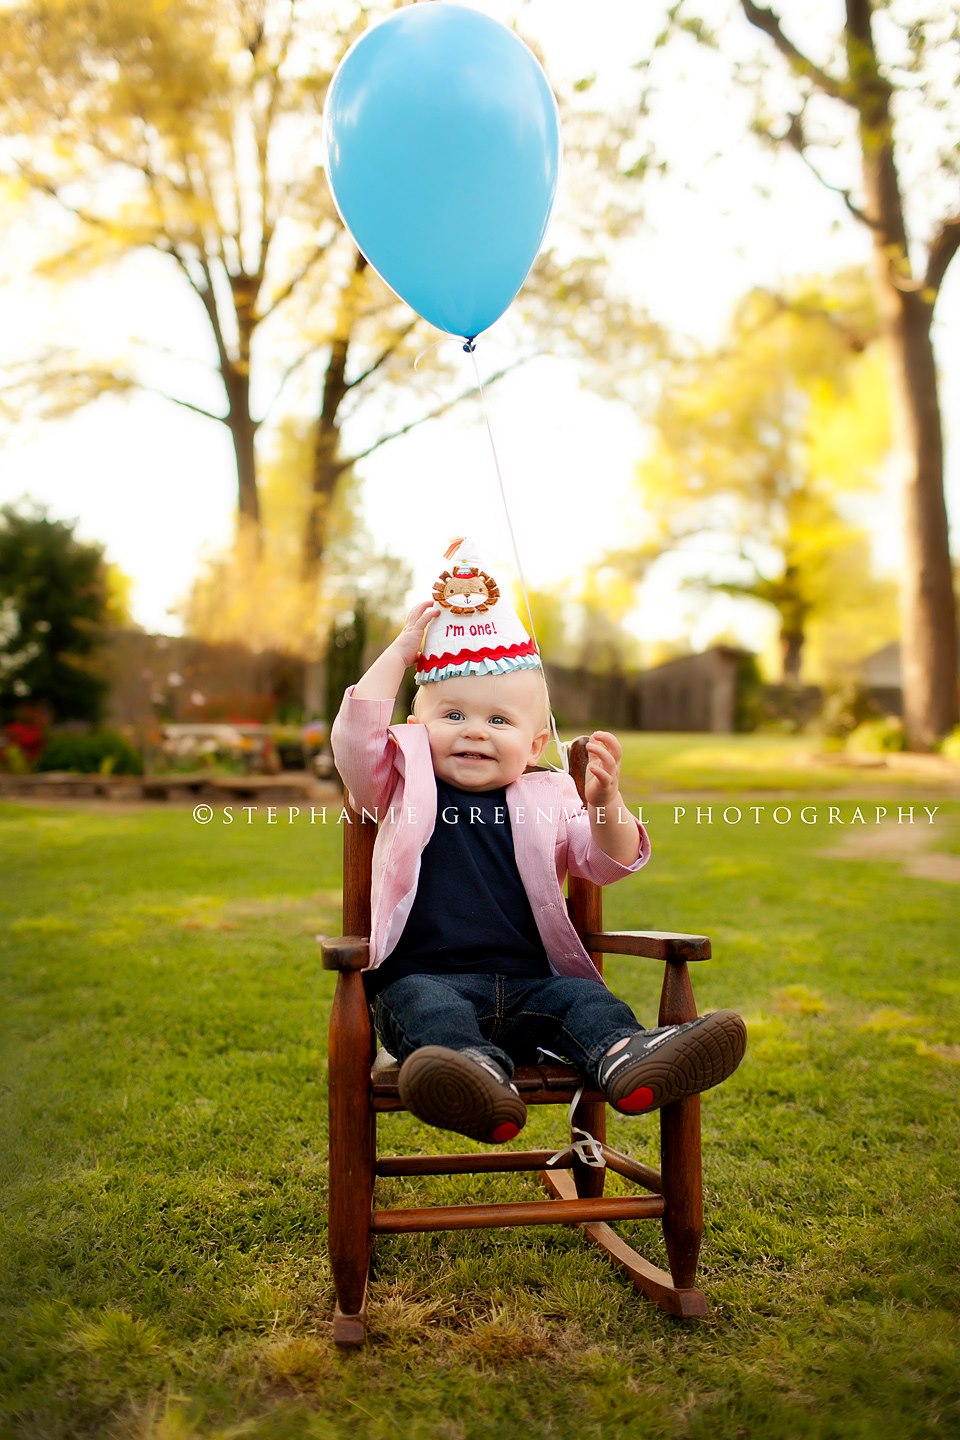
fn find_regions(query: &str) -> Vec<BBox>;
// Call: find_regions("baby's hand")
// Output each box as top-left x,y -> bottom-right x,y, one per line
392,600 -> 441,667
584,730 -> 623,809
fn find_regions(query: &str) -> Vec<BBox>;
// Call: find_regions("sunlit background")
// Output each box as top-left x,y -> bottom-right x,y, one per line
1,0 -> 957,745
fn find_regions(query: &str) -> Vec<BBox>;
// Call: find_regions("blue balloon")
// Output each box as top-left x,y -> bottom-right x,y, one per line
322,4 -> 561,343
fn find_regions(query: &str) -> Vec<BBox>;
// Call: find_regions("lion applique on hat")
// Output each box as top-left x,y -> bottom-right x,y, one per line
415,537 -> 541,686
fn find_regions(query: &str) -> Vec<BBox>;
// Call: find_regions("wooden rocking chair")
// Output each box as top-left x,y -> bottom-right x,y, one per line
322,738 -> 712,1345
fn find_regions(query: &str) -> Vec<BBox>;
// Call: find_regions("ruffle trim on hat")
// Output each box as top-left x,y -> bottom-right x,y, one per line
414,652 -> 543,686
415,638 -> 538,674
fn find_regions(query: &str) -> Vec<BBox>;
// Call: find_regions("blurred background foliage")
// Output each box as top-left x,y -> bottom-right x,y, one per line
0,0 -> 957,755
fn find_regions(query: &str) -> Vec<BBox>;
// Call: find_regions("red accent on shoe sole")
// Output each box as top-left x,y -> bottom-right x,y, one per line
491,1121 -> 520,1143
617,1086 -> 655,1113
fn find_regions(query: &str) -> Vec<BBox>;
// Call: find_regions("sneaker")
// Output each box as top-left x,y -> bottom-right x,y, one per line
597,1011 -> 747,1115
398,1045 -> 527,1144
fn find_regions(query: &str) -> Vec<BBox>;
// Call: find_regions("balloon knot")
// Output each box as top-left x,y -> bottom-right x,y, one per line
463,339 -> 477,353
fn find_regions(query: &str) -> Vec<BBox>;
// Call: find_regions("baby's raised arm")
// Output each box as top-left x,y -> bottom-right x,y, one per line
583,730 -> 642,865
352,600 -> 440,701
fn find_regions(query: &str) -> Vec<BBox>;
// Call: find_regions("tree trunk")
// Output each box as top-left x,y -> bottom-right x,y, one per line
229,400 -> 261,558
885,290 -> 958,746
302,251 -> 367,583
780,629 -> 803,685
847,0 -> 959,747
223,332 -> 262,559
302,332 -> 349,582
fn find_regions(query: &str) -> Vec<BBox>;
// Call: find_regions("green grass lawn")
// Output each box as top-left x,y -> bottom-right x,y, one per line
2,742 -> 959,1440
586,730 -> 960,797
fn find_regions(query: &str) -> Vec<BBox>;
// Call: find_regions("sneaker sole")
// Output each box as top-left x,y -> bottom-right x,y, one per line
606,1011 -> 747,1114
398,1046 -> 527,1144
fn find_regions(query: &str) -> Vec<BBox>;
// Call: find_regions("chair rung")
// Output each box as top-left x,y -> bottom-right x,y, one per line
374,1091 -> 596,1111
371,1193 -> 665,1233
372,1063 -> 599,1112
376,1148 -> 663,1192
600,1146 -> 663,1194
377,1149 -> 570,1177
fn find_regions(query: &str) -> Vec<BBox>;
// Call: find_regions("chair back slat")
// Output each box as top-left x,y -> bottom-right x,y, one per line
342,796 -> 377,937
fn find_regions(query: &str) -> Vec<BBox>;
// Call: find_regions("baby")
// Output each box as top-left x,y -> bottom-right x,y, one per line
331,544 -> 746,1144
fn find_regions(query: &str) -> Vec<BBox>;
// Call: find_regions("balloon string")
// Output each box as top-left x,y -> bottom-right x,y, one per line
414,336 -> 450,372
412,336 -> 457,412
466,346 -> 570,774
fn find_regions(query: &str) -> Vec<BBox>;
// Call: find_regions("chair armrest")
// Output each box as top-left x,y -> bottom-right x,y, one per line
583,930 -> 711,963
320,936 -> 370,972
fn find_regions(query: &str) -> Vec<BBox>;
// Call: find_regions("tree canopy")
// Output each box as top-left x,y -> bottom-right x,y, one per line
0,503 -> 120,723
0,0 -> 660,604
630,275 -> 895,682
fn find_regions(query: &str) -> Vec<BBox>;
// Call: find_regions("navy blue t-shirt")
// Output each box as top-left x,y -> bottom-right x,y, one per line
366,779 -> 551,995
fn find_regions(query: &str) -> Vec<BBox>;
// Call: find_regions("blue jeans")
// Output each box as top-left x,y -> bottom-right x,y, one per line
372,972 -> 644,1085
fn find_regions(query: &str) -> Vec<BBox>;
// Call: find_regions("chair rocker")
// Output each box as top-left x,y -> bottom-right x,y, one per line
323,737 -> 712,1345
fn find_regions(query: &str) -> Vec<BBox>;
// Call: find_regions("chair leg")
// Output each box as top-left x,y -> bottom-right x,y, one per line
571,1093 -> 606,1198
328,972 -> 375,1345
658,959 -> 704,1292
660,1094 -> 703,1289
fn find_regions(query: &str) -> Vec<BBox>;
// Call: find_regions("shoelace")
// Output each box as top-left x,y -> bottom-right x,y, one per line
537,1048 -> 606,1171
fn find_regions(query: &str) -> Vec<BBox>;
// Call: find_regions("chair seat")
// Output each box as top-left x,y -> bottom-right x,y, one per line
371,1053 -> 604,1111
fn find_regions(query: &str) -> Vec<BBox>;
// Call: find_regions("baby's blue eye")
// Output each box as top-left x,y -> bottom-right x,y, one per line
489,715 -> 508,726
445,710 -> 464,721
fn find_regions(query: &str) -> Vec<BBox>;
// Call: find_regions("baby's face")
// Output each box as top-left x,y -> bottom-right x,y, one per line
409,671 -> 549,792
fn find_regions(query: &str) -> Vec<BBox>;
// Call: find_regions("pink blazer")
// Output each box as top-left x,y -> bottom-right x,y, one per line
331,689 -> 650,985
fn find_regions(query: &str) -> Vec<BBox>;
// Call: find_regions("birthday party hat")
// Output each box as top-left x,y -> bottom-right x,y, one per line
415,537 -> 541,686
